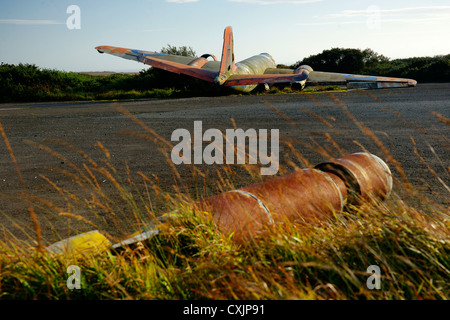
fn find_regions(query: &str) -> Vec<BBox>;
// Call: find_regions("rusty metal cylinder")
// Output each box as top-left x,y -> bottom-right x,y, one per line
314,152 -> 393,204
197,152 -> 392,242
198,169 -> 346,241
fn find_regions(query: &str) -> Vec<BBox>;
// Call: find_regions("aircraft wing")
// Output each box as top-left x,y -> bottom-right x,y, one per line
260,67 -> 417,89
95,46 -> 218,82
307,71 -> 417,89
223,72 -> 309,87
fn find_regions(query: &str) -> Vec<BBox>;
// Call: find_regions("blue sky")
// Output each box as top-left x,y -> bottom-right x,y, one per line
1,0 -> 449,72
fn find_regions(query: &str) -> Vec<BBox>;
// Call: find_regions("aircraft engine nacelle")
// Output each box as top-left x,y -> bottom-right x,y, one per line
291,65 -> 313,90
236,53 -> 277,76
231,53 -> 277,92
295,65 -> 313,74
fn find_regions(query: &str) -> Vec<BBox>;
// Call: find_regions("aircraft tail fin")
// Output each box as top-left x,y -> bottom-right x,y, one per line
216,26 -> 236,84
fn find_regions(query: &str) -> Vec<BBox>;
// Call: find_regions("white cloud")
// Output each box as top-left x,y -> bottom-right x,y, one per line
298,16 -> 449,27
325,5 -> 450,18
166,0 -> 199,3
300,5 -> 450,27
165,0 -> 324,5
0,19 -> 64,25
228,0 -> 322,4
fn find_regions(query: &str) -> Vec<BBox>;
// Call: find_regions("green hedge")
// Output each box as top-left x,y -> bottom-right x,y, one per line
292,48 -> 450,82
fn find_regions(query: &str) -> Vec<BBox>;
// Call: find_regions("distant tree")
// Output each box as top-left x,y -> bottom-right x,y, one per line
293,48 -> 391,74
276,64 -> 292,69
423,57 -> 450,82
160,44 -> 197,57
361,48 -> 389,67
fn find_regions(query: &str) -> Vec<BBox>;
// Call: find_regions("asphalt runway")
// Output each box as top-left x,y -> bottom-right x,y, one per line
0,83 -> 448,242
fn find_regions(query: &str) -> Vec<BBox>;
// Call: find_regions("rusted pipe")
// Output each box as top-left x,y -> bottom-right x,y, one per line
198,169 -> 346,241
197,152 -> 392,241
47,152 -> 393,254
315,152 -> 392,204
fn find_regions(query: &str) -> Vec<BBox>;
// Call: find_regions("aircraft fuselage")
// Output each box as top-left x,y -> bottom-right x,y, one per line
231,53 -> 276,92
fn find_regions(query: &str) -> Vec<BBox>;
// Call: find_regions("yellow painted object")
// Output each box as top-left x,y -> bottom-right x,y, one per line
45,230 -> 111,258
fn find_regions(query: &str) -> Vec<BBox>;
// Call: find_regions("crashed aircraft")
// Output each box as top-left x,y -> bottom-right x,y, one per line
96,26 -> 417,93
